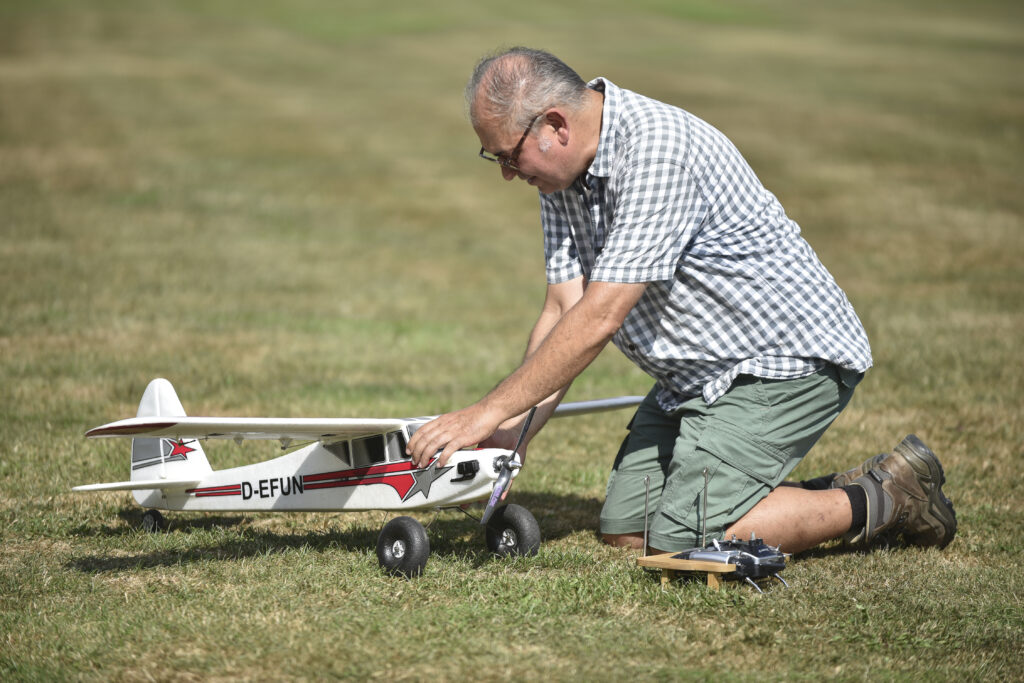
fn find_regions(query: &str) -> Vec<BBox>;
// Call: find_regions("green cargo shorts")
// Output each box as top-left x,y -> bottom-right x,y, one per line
600,365 -> 861,551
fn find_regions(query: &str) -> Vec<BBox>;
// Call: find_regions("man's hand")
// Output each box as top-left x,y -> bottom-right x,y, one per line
406,402 -> 504,468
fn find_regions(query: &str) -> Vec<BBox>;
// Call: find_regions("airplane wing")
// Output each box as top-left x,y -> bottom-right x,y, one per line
85,396 -> 644,442
85,417 -> 408,441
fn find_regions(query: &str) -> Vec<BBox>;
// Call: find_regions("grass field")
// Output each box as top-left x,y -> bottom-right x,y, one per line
2,0 -> 1022,679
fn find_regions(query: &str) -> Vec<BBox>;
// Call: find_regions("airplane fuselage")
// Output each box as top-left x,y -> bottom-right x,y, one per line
132,439 -> 507,513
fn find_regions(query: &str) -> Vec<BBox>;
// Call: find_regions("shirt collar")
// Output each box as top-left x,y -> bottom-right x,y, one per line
584,77 -> 619,181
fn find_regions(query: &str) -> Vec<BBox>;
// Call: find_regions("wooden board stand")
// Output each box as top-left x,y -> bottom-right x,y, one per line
637,552 -> 737,590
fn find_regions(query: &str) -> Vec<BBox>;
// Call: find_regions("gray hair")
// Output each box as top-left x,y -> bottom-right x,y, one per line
466,47 -> 588,135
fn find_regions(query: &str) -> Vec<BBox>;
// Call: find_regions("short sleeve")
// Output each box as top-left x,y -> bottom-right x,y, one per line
590,160 -> 707,283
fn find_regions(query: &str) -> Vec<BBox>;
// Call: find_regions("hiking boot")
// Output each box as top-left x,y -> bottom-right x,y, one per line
844,435 -> 957,549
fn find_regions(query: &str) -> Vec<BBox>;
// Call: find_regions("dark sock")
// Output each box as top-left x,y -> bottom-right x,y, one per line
843,484 -> 867,533
800,474 -> 837,490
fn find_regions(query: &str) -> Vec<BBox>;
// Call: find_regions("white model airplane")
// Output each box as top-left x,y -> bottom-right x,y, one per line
75,378 -> 642,577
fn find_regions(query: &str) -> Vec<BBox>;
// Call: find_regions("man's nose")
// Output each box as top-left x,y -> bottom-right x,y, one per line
501,165 -> 517,181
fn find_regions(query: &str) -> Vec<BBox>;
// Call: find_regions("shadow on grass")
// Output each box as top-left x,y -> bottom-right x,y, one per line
69,509 -> 247,538
65,492 -> 893,576
66,524 -> 382,574
65,490 -> 606,573
791,538 -> 916,561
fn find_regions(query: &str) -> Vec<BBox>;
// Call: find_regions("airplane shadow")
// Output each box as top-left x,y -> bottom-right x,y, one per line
66,491 -> 606,574
69,509 -> 248,539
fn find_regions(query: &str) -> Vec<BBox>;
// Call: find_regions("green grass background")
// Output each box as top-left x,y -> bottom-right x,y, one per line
2,0 -> 1022,679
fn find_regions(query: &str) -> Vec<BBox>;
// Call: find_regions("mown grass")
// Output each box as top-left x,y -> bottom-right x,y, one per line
2,0 -> 1022,680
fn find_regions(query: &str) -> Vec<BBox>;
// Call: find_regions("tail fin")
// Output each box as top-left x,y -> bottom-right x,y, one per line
131,378 -> 212,505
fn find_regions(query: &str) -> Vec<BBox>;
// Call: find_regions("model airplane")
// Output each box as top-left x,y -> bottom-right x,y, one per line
75,378 -> 643,577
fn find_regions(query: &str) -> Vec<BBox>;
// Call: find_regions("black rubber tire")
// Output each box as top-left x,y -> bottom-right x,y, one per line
485,503 -> 541,558
376,516 -> 430,578
141,509 -> 166,533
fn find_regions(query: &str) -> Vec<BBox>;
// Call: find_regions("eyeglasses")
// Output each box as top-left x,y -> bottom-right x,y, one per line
478,114 -> 542,172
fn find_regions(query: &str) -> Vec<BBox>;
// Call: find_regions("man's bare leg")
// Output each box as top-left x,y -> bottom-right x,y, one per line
725,487 -> 851,554
602,532 -> 646,550
602,487 -> 851,555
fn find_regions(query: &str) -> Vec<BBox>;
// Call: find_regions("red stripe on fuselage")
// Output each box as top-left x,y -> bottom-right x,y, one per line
304,473 -> 415,498
187,484 -> 242,497
303,461 -> 414,483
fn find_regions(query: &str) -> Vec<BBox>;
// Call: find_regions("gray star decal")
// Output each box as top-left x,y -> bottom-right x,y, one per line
402,461 -> 453,502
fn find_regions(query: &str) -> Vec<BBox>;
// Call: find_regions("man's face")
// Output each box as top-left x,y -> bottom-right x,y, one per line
475,113 -> 575,195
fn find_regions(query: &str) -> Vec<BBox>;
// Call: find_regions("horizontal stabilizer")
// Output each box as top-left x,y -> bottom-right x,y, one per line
73,478 -> 201,492
552,395 -> 644,418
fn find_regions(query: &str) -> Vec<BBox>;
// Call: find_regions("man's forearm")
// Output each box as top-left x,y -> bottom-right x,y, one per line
493,305 -> 576,444
478,281 -> 646,422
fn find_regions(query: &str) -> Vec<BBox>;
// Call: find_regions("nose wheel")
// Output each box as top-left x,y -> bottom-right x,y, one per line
485,503 -> 541,558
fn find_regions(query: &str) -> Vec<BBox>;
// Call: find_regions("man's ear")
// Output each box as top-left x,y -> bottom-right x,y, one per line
544,110 -> 571,145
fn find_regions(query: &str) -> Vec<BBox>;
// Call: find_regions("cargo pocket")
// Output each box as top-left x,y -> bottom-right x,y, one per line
657,420 -> 791,539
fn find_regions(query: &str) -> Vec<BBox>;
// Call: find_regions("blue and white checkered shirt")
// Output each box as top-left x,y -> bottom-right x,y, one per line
541,79 -> 872,409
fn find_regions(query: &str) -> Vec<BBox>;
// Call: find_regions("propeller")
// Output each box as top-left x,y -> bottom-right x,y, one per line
480,406 -> 536,525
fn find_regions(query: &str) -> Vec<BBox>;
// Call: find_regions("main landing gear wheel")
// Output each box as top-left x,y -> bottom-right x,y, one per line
141,509 -> 166,533
485,504 -> 541,558
376,516 -> 430,578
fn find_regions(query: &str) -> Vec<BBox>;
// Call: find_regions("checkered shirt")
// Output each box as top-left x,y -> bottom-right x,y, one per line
540,79 -> 872,409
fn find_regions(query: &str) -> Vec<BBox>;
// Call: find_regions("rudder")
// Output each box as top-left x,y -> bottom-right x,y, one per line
131,378 -> 212,505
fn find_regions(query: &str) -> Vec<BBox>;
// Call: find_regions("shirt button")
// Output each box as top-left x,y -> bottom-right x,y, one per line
627,343 -> 637,351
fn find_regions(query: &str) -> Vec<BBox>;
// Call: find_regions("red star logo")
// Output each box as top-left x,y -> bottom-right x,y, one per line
167,439 -> 195,458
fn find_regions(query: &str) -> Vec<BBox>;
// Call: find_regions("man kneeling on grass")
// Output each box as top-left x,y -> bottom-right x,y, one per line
407,47 -> 957,555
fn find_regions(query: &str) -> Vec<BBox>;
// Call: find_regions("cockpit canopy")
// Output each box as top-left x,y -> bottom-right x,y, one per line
323,429 -> 410,468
